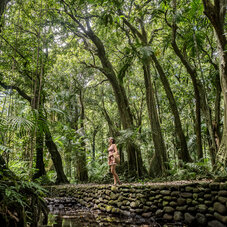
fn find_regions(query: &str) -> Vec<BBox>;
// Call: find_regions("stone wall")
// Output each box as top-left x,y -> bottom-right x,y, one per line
46,181 -> 227,227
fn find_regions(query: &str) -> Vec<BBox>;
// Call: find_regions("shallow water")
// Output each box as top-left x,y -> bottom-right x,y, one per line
43,207 -> 185,227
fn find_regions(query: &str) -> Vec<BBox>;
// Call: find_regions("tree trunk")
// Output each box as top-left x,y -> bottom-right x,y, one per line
143,60 -> 168,177
171,38 -> 203,160
92,127 -> 98,161
214,72 -> 222,148
87,29 -> 146,177
75,90 -> 88,182
202,0 -> 227,168
33,129 -> 46,179
45,126 -> 69,184
151,53 -> 191,162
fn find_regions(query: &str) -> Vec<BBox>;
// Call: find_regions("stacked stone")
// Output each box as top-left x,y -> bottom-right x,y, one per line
47,182 -> 227,227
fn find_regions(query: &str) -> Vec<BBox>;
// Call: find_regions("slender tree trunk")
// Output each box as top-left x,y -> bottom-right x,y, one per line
214,72 -> 222,147
75,90 -> 88,182
92,127 -> 98,161
33,129 -> 46,179
151,53 -> 191,162
45,126 -> 69,184
65,141 -> 72,178
143,60 -> 168,177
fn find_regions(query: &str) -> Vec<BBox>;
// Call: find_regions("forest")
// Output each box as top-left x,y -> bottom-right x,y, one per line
0,0 -> 226,226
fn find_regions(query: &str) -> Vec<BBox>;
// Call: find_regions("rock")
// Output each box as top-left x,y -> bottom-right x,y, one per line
197,204 -> 207,213
171,191 -> 180,196
142,205 -> 149,212
209,183 -> 220,190
188,207 -> 196,212
130,201 -> 140,208
218,196 -> 227,203
207,220 -> 226,227
214,202 -> 227,214
196,213 -> 207,225
155,195 -> 162,199
220,183 -> 227,190
204,200 -> 213,206
150,205 -> 158,211
163,196 -> 172,201
163,213 -> 172,220
174,211 -> 183,221
184,213 -> 196,225
214,212 -> 227,224
193,188 -> 199,193
160,190 -> 171,195
155,209 -> 163,217
204,194 -> 212,199
162,201 -> 169,207
59,204 -> 64,209
169,201 -> 177,206
176,205 -> 188,211
146,201 -> 152,206
105,205 -> 113,212
186,198 -> 192,204
208,207 -> 214,213
193,193 -> 198,200
163,206 -> 174,213
142,212 -> 152,218
177,198 -> 186,205
192,200 -> 199,205
218,190 -> 227,196
121,210 -> 131,216
112,207 -> 120,214
149,196 -> 155,201
205,213 -> 213,220
185,186 -> 194,192
135,209 -> 143,213
181,192 -> 193,198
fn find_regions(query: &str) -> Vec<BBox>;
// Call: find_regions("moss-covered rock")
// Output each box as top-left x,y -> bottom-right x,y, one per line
214,202 -> 227,214
214,212 -> 227,224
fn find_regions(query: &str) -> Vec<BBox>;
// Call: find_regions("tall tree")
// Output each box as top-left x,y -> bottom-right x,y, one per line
59,0 -> 146,177
202,0 -> 227,167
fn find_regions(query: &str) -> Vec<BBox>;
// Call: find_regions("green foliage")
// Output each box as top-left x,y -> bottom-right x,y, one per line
0,177 -> 48,226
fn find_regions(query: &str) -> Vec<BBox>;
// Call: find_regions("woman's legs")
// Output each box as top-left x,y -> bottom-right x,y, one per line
111,165 -> 120,185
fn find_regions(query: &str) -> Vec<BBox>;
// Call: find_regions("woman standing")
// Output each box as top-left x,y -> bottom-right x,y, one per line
108,137 -> 121,185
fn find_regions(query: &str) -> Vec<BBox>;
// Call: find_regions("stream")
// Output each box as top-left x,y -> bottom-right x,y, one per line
41,198 -> 187,227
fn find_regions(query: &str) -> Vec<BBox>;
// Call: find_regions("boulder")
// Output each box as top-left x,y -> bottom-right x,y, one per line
207,220 -> 226,227
184,213 -> 196,225
214,212 -> 227,224
214,202 -> 227,214
196,213 -> 207,225
197,204 -> 207,213
174,211 -> 183,221
163,213 -> 172,220
142,212 -> 152,218
163,206 -> 174,213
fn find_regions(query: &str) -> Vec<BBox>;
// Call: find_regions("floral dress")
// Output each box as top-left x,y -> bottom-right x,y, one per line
108,145 -> 116,166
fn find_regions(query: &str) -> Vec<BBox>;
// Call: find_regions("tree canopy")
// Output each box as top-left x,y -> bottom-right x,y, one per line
0,0 -> 227,185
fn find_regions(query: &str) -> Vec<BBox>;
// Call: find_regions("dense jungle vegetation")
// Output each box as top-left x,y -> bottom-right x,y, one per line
0,0 -> 227,225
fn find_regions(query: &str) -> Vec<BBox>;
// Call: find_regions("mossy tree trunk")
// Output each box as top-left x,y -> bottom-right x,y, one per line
203,0 -> 227,168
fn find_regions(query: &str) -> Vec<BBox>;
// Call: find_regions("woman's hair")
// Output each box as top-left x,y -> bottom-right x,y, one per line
109,137 -> 115,144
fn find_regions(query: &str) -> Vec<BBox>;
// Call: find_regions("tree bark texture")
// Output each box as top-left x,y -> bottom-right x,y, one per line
33,129 -> 46,179
86,30 -> 145,176
143,61 -> 168,177
151,53 -> 191,162
45,126 -> 69,184
75,90 -> 88,182
203,0 -> 227,167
